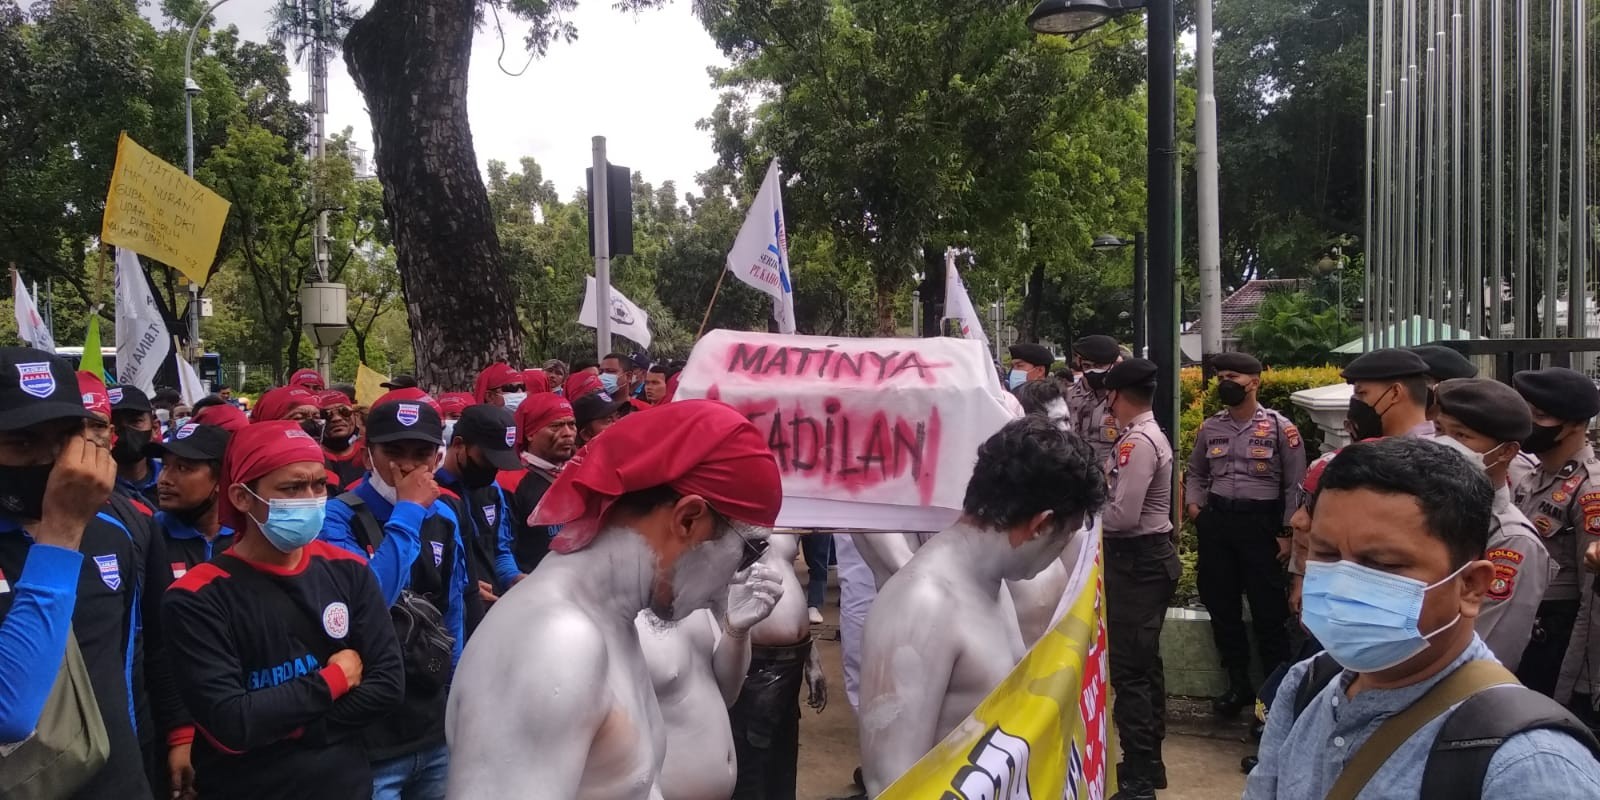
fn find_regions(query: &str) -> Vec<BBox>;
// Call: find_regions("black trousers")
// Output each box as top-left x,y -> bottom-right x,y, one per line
1105,534 -> 1181,764
730,639 -> 810,800
1195,505 -> 1291,680
1518,598 -> 1580,697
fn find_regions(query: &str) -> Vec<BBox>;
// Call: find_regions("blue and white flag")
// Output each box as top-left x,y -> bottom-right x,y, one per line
114,247 -> 169,396
726,160 -> 796,333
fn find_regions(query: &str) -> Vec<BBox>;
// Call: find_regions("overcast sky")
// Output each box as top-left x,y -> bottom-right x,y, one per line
203,0 -> 729,201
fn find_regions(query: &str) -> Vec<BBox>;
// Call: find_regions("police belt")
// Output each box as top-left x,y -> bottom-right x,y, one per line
1103,532 -> 1173,555
1207,495 -> 1284,515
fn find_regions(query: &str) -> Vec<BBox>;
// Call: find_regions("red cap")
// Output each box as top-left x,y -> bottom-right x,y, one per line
76,371 -> 110,420
218,421 -> 325,532
316,390 -> 352,409
473,363 -> 521,404
370,387 -> 442,415
438,392 -> 474,417
514,393 -> 574,448
193,402 -> 248,433
250,386 -> 321,423
1302,451 -> 1338,496
532,400 -> 782,553
562,372 -> 603,402
288,368 -> 325,391
522,369 -> 550,395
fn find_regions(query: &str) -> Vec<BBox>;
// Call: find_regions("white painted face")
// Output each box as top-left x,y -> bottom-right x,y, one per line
657,519 -> 770,621
1005,512 -> 1084,581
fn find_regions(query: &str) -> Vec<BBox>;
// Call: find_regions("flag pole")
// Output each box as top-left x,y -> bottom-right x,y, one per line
696,267 -> 730,340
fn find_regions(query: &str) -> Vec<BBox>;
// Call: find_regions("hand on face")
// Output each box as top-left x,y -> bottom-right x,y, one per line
35,433 -> 116,548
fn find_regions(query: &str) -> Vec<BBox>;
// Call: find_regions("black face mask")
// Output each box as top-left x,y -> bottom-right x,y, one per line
172,494 -> 217,526
299,418 -> 325,440
1085,370 -> 1108,392
1521,423 -> 1565,455
460,455 -> 499,490
1217,379 -> 1249,407
1345,387 -> 1396,441
0,463 -> 53,520
112,427 -> 152,466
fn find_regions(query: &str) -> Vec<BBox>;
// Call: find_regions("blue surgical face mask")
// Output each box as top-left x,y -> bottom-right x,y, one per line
1008,369 -> 1029,390
501,391 -> 527,413
243,486 -> 328,553
1300,559 -> 1467,672
600,373 -> 620,393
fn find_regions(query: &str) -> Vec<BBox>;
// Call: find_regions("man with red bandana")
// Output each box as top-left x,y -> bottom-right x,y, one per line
249,385 -> 322,428
289,368 -> 326,392
318,390 -> 365,490
472,363 -> 525,411
499,393 -> 578,573
447,400 -> 782,798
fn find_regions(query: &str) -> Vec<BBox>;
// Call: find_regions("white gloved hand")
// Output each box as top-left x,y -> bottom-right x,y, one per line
724,561 -> 783,636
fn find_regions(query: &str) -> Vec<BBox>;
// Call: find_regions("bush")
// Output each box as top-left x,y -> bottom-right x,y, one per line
1177,365 -> 1343,463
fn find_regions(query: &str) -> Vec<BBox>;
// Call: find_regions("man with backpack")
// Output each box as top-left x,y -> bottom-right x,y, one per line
1246,437 -> 1600,799
320,397 -> 470,800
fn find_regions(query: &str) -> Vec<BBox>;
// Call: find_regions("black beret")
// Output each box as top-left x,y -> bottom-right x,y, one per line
1211,352 -> 1263,375
1434,378 -> 1533,443
1341,348 -> 1430,381
1008,343 -> 1055,369
1102,358 -> 1158,390
1513,368 -> 1600,422
1073,335 -> 1121,364
1408,345 -> 1478,380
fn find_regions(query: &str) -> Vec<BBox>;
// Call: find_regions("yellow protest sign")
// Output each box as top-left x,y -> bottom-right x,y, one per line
878,528 -> 1113,800
355,363 -> 390,407
101,132 -> 230,286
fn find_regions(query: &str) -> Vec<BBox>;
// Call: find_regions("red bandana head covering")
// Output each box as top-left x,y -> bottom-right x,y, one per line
473,363 -> 521,404
1302,450 -> 1338,496
288,368 -> 325,391
370,387 -> 441,414
515,393 -> 574,449
522,369 -> 550,394
562,372 -> 603,402
218,421 -> 325,532
437,392 -> 474,418
250,386 -> 321,423
193,402 -> 248,433
316,390 -> 352,410
76,371 -> 110,420
532,399 -> 782,553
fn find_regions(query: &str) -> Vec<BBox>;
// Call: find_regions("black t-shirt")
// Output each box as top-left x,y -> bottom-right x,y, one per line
508,469 -> 556,573
161,540 -> 404,800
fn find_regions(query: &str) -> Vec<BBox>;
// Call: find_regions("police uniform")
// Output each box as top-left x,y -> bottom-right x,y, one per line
1069,335 -> 1122,467
1183,352 -> 1304,706
1341,349 -> 1437,440
1098,359 -> 1180,798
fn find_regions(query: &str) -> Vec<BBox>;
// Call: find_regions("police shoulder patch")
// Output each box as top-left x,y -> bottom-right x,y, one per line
1488,563 -> 1516,600
1285,423 -> 1302,449
1118,440 -> 1136,467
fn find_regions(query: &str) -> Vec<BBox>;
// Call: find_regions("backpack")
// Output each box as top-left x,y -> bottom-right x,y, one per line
335,492 -> 455,695
0,629 -> 110,800
1292,652 -> 1600,799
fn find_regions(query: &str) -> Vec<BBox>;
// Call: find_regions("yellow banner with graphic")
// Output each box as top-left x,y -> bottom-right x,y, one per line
355,363 -> 389,408
101,132 -> 231,286
879,533 -> 1112,800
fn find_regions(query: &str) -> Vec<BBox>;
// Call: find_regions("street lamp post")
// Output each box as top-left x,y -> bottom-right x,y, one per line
182,0 -> 232,365
1030,0 -> 1179,441
1094,232 -> 1148,356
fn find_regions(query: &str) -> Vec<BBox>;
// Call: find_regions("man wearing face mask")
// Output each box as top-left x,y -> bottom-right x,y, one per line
858,416 -> 1106,795
472,362 -> 526,412
161,421 -> 405,799
109,384 -> 164,505
500,393 -> 578,574
1182,352 -> 1305,717
1508,368 -> 1600,708
320,398 -> 470,800
573,390 -> 628,447
1340,348 -> 1436,441
1408,344 -> 1479,419
600,352 -> 635,399
445,400 -> 782,799
1006,342 -> 1054,392
1245,437 -> 1600,800
1067,334 -> 1124,467
1097,358 -> 1182,800
436,404 -> 524,631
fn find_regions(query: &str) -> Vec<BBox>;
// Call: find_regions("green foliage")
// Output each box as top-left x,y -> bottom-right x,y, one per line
1231,292 -> 1359,368
1177,363 -> 1344,471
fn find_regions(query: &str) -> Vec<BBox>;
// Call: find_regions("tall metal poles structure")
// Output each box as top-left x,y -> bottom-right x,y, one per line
182,0 -> 233,364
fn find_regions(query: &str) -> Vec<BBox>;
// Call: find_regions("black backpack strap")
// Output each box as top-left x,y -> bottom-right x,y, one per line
334,491 -> 385,554
1294,652 -> 1345,719
1420,684 -> 1600,800
211,553 -> 335,662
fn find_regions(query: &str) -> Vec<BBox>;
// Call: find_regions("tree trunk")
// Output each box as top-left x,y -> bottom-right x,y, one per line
873,271 -> 899,336
345,0 -> 523,393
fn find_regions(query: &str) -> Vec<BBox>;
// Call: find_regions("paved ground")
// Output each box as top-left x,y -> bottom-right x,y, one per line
792,559 -> 1254,800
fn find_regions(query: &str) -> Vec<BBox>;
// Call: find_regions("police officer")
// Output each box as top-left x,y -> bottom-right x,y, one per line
1511,367 -> 1600,706
1100,358 -> 1180,800
1182,352 -> 1304,715
1068,334 -> 1123,468
1433,378 -> 1550,671
1007,343 -> 1054,391
1408,344 -> 1479,420
1340,348 -> 1436,440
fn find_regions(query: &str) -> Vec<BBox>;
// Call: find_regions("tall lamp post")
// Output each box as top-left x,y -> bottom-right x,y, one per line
182,0 -> 232,365
1029,0 -> 1179,441
1094,232 -> 1147,356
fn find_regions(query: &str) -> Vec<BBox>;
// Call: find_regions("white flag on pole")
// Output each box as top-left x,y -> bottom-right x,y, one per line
940,249 -> 990,349
12,271 -> 54,351
175,354 -> 207,406
114,247 -> 170,395
578,276 -> 653,349
726,160 -> 796,333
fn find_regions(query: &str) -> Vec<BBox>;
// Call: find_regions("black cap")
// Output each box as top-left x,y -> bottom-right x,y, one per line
1434,378 -> 1533,443
1102,358 -> 1158,390
1408,345 -> 1478,380
1210,352 -> 1263,375
573,391 -> 628,427
1341,348 -> 1430,381
146,423 -> 231,462
108,385 -> 152,413
1073,335 -> 1121,365
1513,368 -> 1600,422
452,404 -> 523,470
1008,343 -> 1054,369
365,399 -> 444,445
0,348 -> 92,432
380,374 -> 419,390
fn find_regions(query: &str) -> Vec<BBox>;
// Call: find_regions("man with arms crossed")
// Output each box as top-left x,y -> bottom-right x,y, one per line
446,400 -> 782,799
857,415 -> 1106,795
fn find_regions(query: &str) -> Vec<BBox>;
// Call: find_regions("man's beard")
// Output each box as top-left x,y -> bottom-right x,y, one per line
649,529 -> 744,622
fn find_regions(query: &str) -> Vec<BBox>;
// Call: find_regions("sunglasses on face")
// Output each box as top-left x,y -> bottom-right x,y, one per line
322,406 -> 354,420
736,530 -> 769,571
